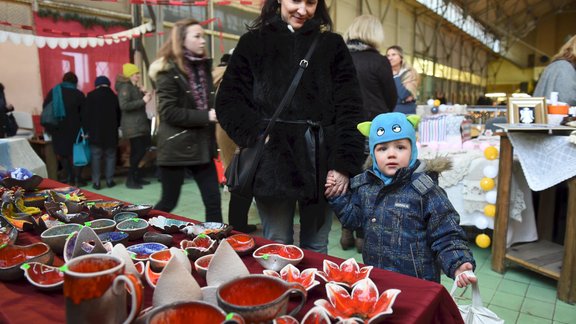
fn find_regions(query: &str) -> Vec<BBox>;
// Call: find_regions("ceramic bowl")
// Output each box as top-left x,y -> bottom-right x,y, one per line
51,210 -> 90,225
44,200 -> 85,216
180,235 -> 218,260
87,200 -> 123,219
314,278 -> 401,323
225,233 -> 256,256
149,249 -> 174,272
121,204 -> 153,218
181,222 -> 232,240
145,261 -> 161,288
126,242 -> 168,262
116,218 -> 149,241
40,223 -> 83,255
148,215 -> 191,234
144,301 -> 243,324
62,228 -> 111,263
21,262 -> 64,291
0,217 -> 18,246
97,231 -> 129,246
113,211 -> 138,224
85,219 -> 116,234
263,264 -> 320,291
315,258 -> 373,289
0,175 -> 43,192
23,195 -> 47,209
194,254 -> 213,278
252,243 -> 304,272
0,242 -> 53,281
143,232 -> 173,246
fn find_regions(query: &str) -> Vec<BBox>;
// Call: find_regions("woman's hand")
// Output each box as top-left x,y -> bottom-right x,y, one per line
454,263 -> 477,288
324,170 -> 349,198
208,109 -> 218,122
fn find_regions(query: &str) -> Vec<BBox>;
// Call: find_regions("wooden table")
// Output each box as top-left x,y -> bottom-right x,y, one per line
28,138 -> 58,180
492,124 -> 576,303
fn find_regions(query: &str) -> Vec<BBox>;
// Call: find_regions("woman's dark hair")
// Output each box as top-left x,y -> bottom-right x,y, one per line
248,0 -> 332,31
0,83 -> 4,92
62,71 -> 78,84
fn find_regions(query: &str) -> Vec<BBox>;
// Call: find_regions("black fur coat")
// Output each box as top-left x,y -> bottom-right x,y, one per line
216,17 -> 364,201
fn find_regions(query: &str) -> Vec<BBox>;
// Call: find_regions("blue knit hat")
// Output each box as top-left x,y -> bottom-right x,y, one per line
94,76 -> 110,87
357,113 -> 420,183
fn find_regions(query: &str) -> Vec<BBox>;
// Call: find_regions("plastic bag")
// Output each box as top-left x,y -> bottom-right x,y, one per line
450,271 -> 504,324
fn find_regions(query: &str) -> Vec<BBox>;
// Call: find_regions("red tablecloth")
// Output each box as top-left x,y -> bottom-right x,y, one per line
0,179 -> 463,323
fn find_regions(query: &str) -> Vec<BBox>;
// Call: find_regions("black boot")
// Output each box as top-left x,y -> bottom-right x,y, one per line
126,171 -> 142,189
135,169 -> 151,185
340,228 -> 355,250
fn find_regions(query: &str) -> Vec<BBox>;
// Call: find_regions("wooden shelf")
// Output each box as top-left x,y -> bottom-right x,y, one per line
506,240 -> 563,280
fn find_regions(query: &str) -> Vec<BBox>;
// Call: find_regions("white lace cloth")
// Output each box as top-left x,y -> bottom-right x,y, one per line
508,133 -> 576,191
0,137 -> 48,178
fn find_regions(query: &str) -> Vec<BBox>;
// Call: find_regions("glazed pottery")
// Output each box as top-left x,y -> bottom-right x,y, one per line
113,211 -> 138,224
98,231 -> 129,246
225,233 -> 255,256
21,262 -> 64,291
85,219 -> 116,234
149,249 -> 174,272
63,226 -> 109,262
0,242 -> 53,281
194,254 -> 213,278
87,201 -> 123,219
217,274 -> 307,323
314,278 -> 401,323
181,222 -> 232,239
0,175 -> 43,191
40,223 -> 83,254
111,244 -> 145,278
122,204 -> 153,218
180,235 -> 217,260
152,250 -> 201,307
116,218 -> 149,241
143,232 -> 173,246
145,301 -> 244,324
44,200 -> 85,217
63,254 -> 144,324
299,306 -> 332,324
148,215 -> 191,234
252,243 -> 304,272
263,264 -> 320,291
126,242 -> 168,262
0,216 -> 18,246
316,258 -> 373,288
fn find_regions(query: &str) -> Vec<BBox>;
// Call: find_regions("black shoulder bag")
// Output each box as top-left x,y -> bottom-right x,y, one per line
225,34 -> 321,199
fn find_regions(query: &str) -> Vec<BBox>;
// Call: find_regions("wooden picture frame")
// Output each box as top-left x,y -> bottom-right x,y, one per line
507,97 -> 547,124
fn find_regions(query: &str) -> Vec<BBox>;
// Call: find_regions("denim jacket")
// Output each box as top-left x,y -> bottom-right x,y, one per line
329,159 -> 475,282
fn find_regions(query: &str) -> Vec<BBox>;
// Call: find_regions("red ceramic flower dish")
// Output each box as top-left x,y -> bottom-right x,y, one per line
0,242 -> 53,281
263,264 -> 319,291
254,244 -> 303,259
316,258 -> 373,288
21,262 -> 64,291
253,244 -> 304,272
180,235 -> 217,260
225,233 -> 256,255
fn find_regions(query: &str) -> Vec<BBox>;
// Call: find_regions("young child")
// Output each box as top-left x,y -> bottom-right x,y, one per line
327,112 -> 476,287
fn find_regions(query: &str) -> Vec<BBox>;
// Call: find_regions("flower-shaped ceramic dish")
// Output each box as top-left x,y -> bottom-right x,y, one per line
194,253 -> 213,278
86,200 -> 123,219
0,216 -> 18,246
180,234 -> 218,260
21,262 -> 64,291
314,278 -> 401,323
49,209 -> 90,225
225,233 -> 256,256
40,223 -> 83,255
121,204 -> 153,218
23,195 -> 47,209
84,219 -> 116,234
97,231 -> 129,246
252,243 -> 304,272
263,264 -> 320,291
143,231 -> 173,246
113,211 -> 138,224
181,222 -> 232,239
0,242 -> 53,281
316,258 -> 373,289
44,199 -> 85,216
116,218 -> 149,241
148,215 -> 191,234
47,190 -> 84,204
126,242 -> 168,262
0,175 -> 43,192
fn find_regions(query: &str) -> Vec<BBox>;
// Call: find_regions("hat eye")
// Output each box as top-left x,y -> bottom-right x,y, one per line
392,124 -> 402,133
376,127 -> 385,136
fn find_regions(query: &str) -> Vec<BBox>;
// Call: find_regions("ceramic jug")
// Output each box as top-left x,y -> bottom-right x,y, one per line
216,274 -> 307,323
63,254 -> 144,324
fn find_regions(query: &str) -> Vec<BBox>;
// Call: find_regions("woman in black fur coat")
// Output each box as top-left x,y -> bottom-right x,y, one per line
216,0 -> 365,253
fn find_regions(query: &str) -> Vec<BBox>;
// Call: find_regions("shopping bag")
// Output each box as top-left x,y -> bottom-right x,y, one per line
225,138 -> 265,199
73,128 -> 91,166
450,271 -> 504,324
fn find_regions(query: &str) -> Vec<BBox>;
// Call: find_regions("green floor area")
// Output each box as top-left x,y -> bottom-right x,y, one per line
91,175 -> 576,324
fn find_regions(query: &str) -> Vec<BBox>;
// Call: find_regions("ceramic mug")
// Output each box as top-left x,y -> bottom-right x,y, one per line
63,254 -> 144,324
145,301 -> 244,324
217,274 -> 307,323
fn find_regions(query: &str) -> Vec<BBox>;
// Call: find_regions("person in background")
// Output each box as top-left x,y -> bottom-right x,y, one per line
327,113 -> 476,287
533,34 -> 576,106
386,45 -> 421,114
435,90 -> 447,105
214,52 -> 258,233
82,76 -> 121,190
42,72 -> 85,186
0,83 -> 16,138
148,18 -> 222,222
341,14 -> 397,252
116,63 -> 152,189
216,0 -> 365,253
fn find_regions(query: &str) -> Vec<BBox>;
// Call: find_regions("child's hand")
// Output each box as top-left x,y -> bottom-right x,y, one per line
324,170 -> 349,198
454,263 -> 477,288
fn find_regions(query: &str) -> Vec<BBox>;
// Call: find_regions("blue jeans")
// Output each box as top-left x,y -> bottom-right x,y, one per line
255,197 -> 333,254
90,145 -> 116,183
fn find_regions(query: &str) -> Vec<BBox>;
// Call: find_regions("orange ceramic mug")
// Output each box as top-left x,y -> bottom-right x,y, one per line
145,301 -> 244,324
63,254 -> 144,324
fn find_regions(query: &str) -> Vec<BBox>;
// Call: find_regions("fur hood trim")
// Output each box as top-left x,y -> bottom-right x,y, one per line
363,155 -> 452,174
148,57 -> 170,82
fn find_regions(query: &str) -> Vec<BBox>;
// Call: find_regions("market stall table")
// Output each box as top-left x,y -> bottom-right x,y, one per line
0,179 -> 463,323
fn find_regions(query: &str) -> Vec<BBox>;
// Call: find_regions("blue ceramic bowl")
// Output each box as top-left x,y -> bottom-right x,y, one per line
113,212 -> 138,224
98,231 -> 129,245
126,242 -> 168,262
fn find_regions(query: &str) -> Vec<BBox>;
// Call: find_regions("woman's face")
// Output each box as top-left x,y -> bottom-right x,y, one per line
279,0 -> 318,30
386,49 -> 402,68
184,24 -> 206,56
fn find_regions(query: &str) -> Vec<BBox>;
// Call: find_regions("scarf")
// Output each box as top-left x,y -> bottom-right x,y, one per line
183,51 -> 209,110
52,82 -> 77,120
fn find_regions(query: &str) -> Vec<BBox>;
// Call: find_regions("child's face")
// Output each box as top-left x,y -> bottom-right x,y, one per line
374,138 -> 412,177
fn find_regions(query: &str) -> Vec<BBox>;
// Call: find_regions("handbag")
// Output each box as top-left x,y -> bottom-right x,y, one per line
225,34 -> 322,198
5,112 -> 18,137
73,128 -> 91,166
40,101 -> 60,131
450,271 -> 504,324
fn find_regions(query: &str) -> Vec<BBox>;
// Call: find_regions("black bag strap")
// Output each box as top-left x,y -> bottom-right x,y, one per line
260,33 -> 322,140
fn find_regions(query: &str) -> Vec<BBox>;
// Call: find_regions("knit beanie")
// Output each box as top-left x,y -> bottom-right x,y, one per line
123,63 -> 140,78
94,76 -> 111,87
